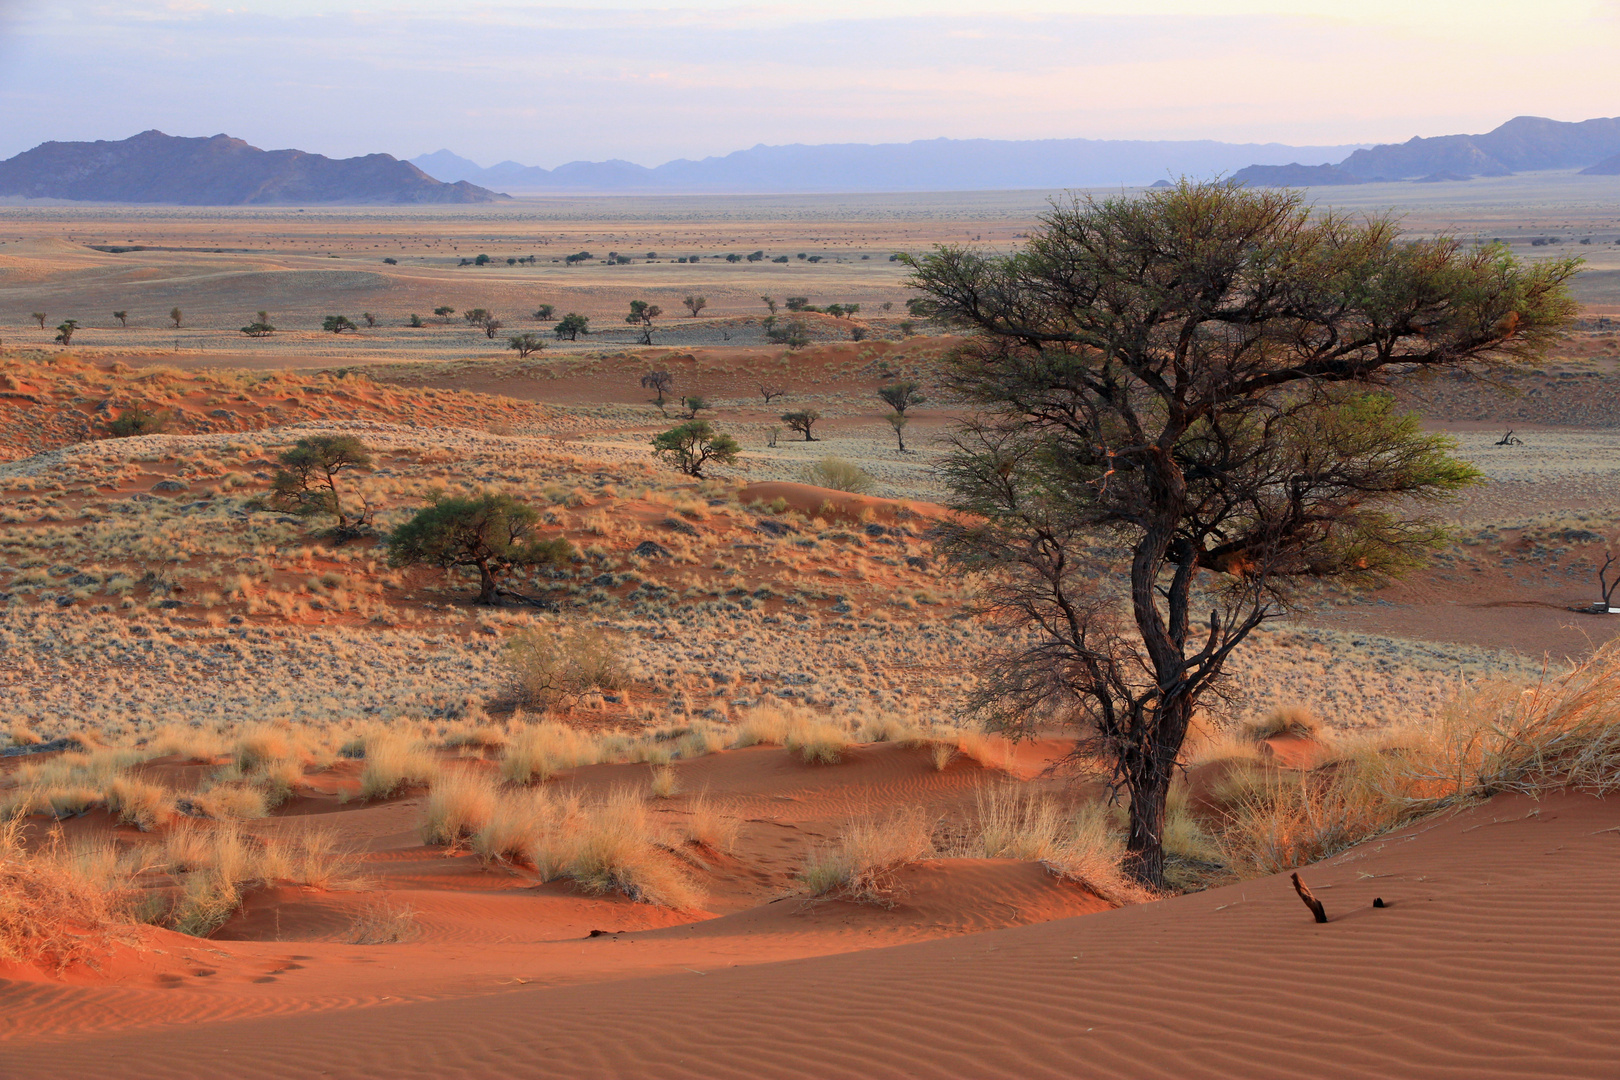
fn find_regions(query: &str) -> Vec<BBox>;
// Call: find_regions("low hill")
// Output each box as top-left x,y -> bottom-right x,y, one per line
409,136 -> 1370,193
1237,115 -> 1620,185
0,131 -> 508,205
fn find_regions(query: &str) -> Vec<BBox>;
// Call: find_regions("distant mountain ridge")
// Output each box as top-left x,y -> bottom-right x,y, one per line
409,136 -> 1371,194
1234,116 -> 1620,186
0,131 -> 506,205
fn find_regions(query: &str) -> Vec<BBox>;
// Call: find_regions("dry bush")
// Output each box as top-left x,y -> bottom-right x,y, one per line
855,714 -> 927,745
803,458 -> 876,495
797,809 -> 936,905
359,733 -> 439,800
956,785 -> 1149,904
233,725 -> 302,772
500,722 -> 601,783
506,625 -> 629,710
1213,768 -> 1403,877
421,768 -> 499,844
0,816 -> 125,970
191,783 -> 270,820
347,897 -> 419,944
1243,705 -> 1323,742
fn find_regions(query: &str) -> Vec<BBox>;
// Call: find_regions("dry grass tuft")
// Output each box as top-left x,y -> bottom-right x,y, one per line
681,793 -> 739,854
501,722 -> 601,783
0,816 -> 126,970
1243,705 -> 1323,742
358,733 -> 439,800
957,785 -> 1149,905
797,809 -> 936,905
421,768 -> 499,845
347,897 -> 419,944
648,764 -> 680,799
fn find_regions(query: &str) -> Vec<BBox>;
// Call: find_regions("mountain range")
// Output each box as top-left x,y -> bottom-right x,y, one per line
1233,116 -> 1620,186
0,131 -> 504,205
407,137 -> 1370,194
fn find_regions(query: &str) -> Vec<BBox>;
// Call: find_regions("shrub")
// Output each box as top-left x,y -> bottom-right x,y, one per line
781,409 -> 821,441
804,457 -> 875,494
0,816 -> 124,970
106,404 -> 169,438
504,626 -> 629,712
958,785 -> 1148,904
388,491 -> 573,605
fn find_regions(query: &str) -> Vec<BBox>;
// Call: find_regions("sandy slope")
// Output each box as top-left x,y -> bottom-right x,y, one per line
5,788 -> 1618,1078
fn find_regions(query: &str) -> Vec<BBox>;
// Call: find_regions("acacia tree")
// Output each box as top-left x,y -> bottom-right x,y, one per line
30,312 -> 45,329
781,409 -> 821,441
267,434 -> 374,538
554,313 -> 589,340
683,294 -> 707,318
508,332 -> 545,358
388,492 -> 574,605
54,320 -> 78,345
907,179 -> 1578,887
113,310 -> 128,327
169,307 -> 183,329
651,420 -> 741,478
626,300 -> 663,345
641,370 -> 674,415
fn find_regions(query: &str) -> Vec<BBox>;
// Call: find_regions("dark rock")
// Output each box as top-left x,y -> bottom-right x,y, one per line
634,540 -> 671,558
151,479 -> 190,493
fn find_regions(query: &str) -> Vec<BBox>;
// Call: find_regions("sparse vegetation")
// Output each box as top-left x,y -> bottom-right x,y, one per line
651,420 -> 740,478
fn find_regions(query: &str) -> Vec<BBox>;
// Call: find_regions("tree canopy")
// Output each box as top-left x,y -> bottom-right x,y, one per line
906,178 -> 1579,887
387,492 -> 574,605
267,434 -> 374,538
651,420 -> 741,477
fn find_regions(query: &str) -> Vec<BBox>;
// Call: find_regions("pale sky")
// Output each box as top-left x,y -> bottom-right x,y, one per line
1,0 -> 1616,166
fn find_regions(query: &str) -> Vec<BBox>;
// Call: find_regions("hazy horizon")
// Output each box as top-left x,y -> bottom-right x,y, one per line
1,1 -> 1617,168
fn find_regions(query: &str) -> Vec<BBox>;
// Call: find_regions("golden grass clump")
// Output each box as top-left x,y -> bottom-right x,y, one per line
958,785 -> 1149,905
159,823 -> 361,936
421,768 -> 500,845
648,764 -> 680,799
797,809 -> 935,905
681,793 -> 739,854
104,776 -> 175,831
0,816 -> 126,970
470,786 -> 703,908
731,707 -> 852,764
1242,705 -> 1323,742
500,722 -> 602,783
347,897 -> 420,945
358,733 -> 440,800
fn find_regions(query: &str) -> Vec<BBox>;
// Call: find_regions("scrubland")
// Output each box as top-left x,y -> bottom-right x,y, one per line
3,204 -> 1620,1078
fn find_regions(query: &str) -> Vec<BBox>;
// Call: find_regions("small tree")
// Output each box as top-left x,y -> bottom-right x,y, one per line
641,370 -> 674,415
267,434 -> 374,538
105,404 -> 168,438
434,306 -> 456,323
760,295 -> 778,315
30,312 -> 45,329
651,420 -> 741,478
683,294 -> 707,318
554,313 -> 589,340
408,313 -> 424,327
759,384 -> 787,404
626,300 -> 663,345
361,312 -> 377,328
785,297 -> 809,312
878,379 -> 925,416
533,304 -> 555,320
680,394 -> 709,419
169,307 -> 183,329
508,332 -> 545,359
474,253 -> 491,266
781,409 -> 821,441
388,492 -> 574,605
481,315 -> 503,339
112,310 -> 128,327
464,308 -> 490,326
241,311 -> 276,337
54,320 -> 78,345
323,315 -> 358,333
886,412 -> 909,451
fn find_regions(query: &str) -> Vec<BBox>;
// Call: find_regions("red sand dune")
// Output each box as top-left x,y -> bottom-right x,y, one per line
5,788 -> 1619,1077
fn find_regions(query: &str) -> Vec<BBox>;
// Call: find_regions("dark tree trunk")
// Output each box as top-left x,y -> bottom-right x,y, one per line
475,561 -> 499,605
1122,691 -> 1194,891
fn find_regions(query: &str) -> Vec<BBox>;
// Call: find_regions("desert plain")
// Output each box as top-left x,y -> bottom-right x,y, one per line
3,176 -> 1620,1077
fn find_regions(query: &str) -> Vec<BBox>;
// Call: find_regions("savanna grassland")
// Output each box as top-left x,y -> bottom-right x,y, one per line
4,182 -> 1620,1078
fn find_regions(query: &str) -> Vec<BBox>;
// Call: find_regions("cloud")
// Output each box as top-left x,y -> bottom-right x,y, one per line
1,1 -> 1616,165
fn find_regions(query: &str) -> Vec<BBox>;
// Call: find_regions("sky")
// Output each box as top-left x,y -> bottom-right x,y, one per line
1,0 -> 1617,167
